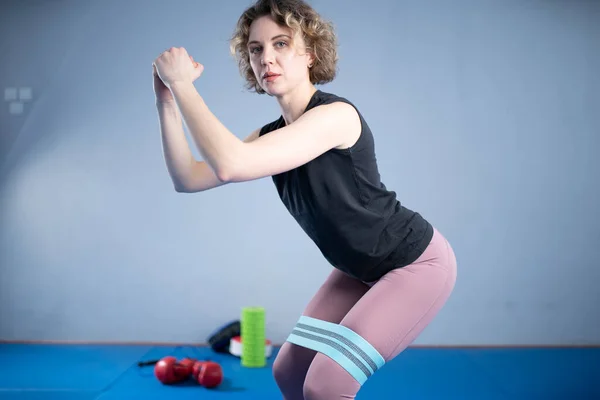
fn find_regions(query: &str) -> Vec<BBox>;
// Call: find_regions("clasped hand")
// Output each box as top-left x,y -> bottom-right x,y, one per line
153,47 -> 203,87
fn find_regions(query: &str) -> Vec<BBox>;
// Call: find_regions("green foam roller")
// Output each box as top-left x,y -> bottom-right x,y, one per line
241,306 -> 266,368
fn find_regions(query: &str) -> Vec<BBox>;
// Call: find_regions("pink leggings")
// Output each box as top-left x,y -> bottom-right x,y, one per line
272,227 -> 457,399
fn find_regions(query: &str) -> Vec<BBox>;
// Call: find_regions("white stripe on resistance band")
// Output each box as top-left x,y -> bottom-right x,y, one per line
285,316 -> 385,385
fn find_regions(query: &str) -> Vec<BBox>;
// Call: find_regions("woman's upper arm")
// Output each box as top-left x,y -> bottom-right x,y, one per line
224,102 -> 361,182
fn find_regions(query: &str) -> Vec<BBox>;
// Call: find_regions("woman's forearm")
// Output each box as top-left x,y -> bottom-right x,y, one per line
156,101 -> 197,190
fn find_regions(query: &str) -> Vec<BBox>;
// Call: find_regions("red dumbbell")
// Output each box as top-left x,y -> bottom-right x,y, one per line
154,356 -> 194,385
178,357 -> 196,376
195,361 -> 223,388
151,356 -> 223,388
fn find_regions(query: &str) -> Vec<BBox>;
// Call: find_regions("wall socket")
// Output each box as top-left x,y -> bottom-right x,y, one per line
5,87 -> 33,115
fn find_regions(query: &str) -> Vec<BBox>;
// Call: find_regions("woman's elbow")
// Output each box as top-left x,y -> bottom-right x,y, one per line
172,178 -> 197,193
173,181 -> 191,193
215,169 -> 234,183
214,162 -> 241,183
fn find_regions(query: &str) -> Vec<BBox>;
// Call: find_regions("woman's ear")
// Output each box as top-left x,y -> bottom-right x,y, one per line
307,52 -> 315,68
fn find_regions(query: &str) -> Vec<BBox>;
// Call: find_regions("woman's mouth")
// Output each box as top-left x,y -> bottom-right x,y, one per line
263,73 -> 280,82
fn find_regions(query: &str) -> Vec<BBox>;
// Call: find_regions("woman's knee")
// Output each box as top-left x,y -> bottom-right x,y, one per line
272,342 -> 315,390
303,354 -> 362,400
272,343 -> 293,385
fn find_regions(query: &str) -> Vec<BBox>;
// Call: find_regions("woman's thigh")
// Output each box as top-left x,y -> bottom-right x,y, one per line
301,228 -> 458,398
272,267 -> 370,397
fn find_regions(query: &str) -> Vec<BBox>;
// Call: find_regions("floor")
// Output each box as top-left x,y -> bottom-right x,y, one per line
0,344 -> 598,399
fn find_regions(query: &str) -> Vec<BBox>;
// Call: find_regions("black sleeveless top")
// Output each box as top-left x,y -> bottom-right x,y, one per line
259,90 -> 433,282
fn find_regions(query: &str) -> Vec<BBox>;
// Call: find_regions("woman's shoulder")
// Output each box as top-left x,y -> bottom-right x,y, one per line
309,90 -> 364,123
258,90 -> 361,138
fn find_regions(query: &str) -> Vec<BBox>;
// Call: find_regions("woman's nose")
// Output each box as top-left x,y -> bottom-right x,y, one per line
261,46 -> 274,65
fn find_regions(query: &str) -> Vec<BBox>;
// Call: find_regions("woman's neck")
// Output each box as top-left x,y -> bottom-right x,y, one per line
277,84 -> 318,126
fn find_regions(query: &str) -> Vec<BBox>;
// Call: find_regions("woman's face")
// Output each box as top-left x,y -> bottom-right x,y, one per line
248,15 -> 313,95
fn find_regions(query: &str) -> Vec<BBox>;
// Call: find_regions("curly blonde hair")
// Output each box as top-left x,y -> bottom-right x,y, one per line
230,0 -> 338,94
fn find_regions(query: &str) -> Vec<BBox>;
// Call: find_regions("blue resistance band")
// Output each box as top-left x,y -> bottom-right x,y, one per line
285,316 -> 385,385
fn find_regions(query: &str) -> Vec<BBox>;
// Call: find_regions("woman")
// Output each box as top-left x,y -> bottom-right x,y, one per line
152,0 -> 457,398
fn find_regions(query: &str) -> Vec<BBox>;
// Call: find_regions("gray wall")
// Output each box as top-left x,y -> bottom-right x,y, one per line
1,0 -> 598,345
